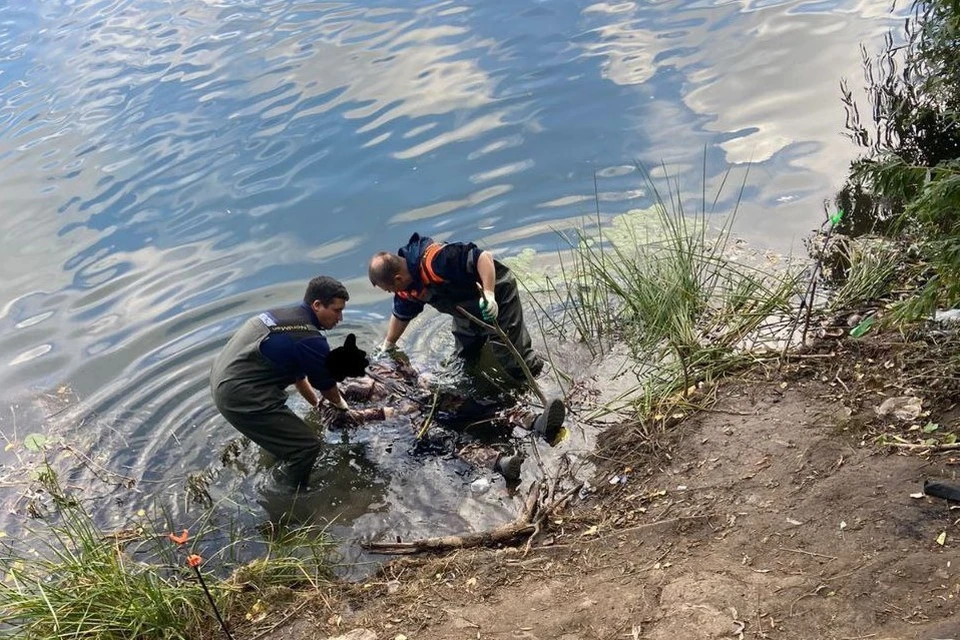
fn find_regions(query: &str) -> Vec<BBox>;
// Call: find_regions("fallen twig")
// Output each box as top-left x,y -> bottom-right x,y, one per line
455,305 -> 548,405
416,388 -> 440,440
886,441 -> 960,452
780,211 -> 839,369
524,482 -> 582,556
364,485 -> 541,555
779,547 -> 837,561
598,514 -> 715,540
755,590 -> 769,639
361,523 -> 538,555
789,584 -> 829,617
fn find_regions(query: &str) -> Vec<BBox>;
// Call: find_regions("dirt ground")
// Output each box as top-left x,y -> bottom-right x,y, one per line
252,331 -> 960,640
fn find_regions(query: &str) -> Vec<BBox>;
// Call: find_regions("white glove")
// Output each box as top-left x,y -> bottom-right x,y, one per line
479,289 -> 498,322
379,338 -> 397,353
329,396 -> 350,411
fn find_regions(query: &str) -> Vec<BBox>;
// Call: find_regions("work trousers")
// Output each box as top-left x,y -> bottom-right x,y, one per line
450,268 -> 542,379
216,404 -> 320,488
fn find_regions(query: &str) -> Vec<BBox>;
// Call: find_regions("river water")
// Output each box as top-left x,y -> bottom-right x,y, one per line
0,0 -> 896,565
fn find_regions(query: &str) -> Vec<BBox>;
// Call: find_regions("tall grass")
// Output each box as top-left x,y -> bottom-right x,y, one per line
547,165 -> 802,415
0,465 -> 335,639
821,235 -> 904,312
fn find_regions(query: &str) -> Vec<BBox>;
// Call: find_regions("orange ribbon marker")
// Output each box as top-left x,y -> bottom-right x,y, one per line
168,529 -> 189,545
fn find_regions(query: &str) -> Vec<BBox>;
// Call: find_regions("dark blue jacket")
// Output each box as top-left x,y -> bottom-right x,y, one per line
258,303 -> 336,391
393,233 -> 485,321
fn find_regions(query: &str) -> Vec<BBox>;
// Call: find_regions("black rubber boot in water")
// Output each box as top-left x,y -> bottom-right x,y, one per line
493,453 -> 524,481
531,398 -> 566,445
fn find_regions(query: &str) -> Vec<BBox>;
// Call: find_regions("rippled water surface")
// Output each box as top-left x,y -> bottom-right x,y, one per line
0,0 -> 896,555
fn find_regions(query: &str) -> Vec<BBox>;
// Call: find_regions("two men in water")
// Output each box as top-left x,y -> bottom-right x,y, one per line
210,232 -> 563,488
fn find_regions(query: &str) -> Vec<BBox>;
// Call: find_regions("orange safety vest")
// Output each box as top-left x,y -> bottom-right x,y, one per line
396,242 -> 445,301
418,242 -> 445,285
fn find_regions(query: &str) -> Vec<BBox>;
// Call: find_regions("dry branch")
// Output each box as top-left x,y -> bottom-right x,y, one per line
887,441 -> 960,452
364,477 -> 583,555
454,305 -> 548,405
364,485 -> 541,555
362,523 -> 538,555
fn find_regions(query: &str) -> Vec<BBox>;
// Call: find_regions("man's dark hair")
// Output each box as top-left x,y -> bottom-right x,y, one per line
368,251 -> 405,288
304,276 -> 349,306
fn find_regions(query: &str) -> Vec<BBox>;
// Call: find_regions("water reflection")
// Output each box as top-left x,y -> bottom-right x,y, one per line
0,0 -> 904,553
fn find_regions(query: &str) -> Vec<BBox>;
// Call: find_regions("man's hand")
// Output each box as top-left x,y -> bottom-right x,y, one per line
479,288 -> 499,322
373,339 -> 399,361
329,396 -> 350,411
321,404 -> 361,430
378,338 -> 397,354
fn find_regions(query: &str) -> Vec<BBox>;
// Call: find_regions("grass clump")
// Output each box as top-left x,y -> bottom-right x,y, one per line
809,232 -> 906,314
548,165 -> 802,422
0,464 -> 335,639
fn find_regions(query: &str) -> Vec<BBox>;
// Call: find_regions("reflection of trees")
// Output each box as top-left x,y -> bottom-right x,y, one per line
256,440 -> 388,529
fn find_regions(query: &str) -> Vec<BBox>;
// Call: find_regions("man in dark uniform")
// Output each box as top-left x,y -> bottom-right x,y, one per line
367,232 -> 544,380
368,232 -> 565,443
210,276 -> 368,489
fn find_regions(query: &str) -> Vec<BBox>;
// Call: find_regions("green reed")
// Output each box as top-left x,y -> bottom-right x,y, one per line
546,163 -> 802,414
0,464 -> 335,639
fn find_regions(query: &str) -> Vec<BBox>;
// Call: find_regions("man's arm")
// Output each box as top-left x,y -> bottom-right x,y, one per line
475,250 -> 500,321
295,377 -> 319,407
295,374 -> 349,411
297,336 -> 350,409
476,250 -> 496,291
380,310 -> 412,351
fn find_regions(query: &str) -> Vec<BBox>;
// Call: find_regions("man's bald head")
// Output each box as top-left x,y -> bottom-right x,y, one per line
369,251 -> 409,292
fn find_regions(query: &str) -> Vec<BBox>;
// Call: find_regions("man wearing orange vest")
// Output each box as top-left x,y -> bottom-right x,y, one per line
368,232 -> 565,446
368,232 -> 544,381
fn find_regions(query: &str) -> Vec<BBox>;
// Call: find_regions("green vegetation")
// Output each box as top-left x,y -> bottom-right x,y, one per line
7,2 -> 960,635
0,462 -> 335,639
538,166 -> 802,422
837,0 -> 960,319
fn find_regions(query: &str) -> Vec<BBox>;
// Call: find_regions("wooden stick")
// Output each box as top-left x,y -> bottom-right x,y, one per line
364,485 -> 542,554
521,483 -> 541,521
415,388 -> 440,440
886,441 -> 960,452
455,305 -> 548,405
779,547 -> 837,560
362,524 -> 537,555
779,213 -> 835,369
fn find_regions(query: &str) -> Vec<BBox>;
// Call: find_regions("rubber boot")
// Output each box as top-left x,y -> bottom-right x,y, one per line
527,398 -> 566,445
506,356 -> 544,382
493,453 -> 524,481
924,479 -> 960,502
